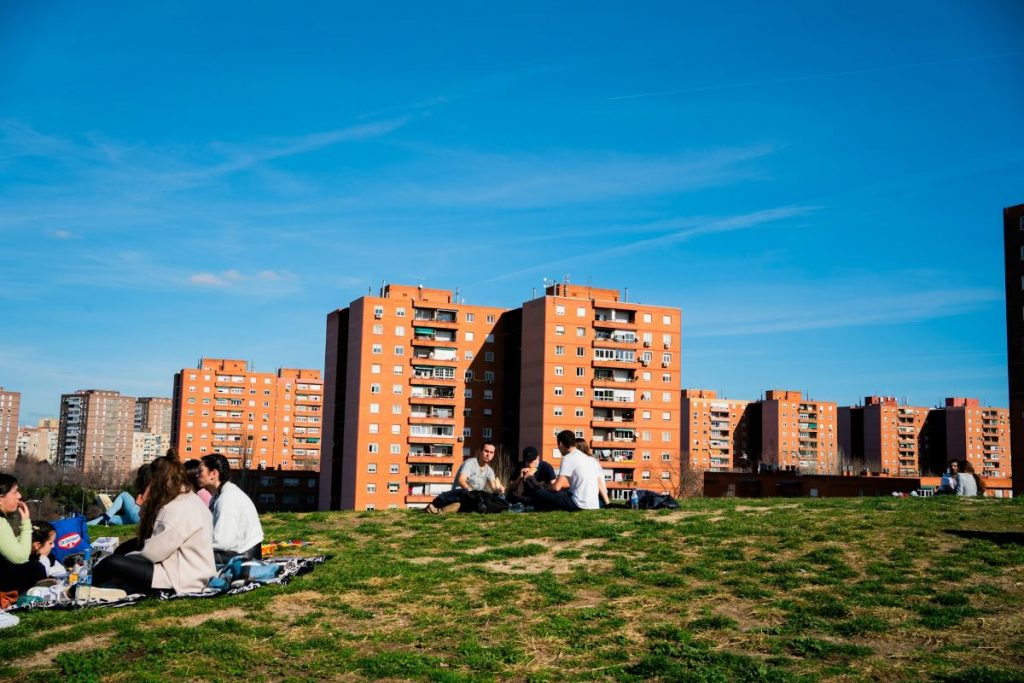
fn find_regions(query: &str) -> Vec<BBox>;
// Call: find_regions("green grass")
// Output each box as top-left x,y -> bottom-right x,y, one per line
2,497 -> 1024,682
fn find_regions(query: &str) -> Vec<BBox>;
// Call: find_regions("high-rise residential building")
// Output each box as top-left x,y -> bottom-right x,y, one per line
132,431 -> 169,470
518,284 -> 682,502
1004,203 -> 1024,497
681,389 -> 752,471
943,397 -> 1010,479
321,284 -> 514,511
171,359 -> 323,472
135,397 -> 173,435
759,390 -> 839,473
17,418 -> 59,464
838,396 -> 930,476
0,386 -> 21,470
57,390 -> 136,479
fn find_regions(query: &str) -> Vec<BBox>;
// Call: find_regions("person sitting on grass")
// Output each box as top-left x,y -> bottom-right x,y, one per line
936,460 -> 959,495
198,453 -> 264,563
532,430 -> 603,512
576,438 -> 611,508
956,460 -> 984,497
87,464 -> 150,526
506,446 -> 556,506
0,473 -> 46,595
92,454 -> 215,595
425,442 -> 505,513
31,520 -> 67,579
184,459 -> 213,507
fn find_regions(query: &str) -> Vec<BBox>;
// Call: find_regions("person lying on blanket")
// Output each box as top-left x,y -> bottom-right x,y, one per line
93,455 -> 216,595
198,453 -> 265,564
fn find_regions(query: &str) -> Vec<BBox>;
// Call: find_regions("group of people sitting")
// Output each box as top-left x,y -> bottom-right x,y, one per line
425,430 -> 611,513
937,459 -> 985,496
0,451 -> 265,610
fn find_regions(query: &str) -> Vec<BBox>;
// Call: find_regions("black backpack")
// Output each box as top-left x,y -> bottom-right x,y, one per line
638,491 -> 679,510
459,490 -> 511,514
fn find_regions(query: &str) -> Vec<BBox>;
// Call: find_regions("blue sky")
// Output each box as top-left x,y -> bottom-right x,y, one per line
2,1 -> 1022,422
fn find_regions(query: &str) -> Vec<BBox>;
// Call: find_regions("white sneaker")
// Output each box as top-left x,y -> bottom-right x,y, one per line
0,611 -> 19,629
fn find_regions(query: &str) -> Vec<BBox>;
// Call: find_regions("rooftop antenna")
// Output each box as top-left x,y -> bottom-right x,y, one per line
624,287 -> 629,302
380,279 -> 386,297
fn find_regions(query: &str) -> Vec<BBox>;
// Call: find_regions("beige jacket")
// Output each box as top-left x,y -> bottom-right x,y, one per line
132,491 -> 216,594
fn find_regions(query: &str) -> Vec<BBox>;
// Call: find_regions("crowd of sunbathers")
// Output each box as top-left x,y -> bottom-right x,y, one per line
0,452 -> 265,629
425,430 -> 614,513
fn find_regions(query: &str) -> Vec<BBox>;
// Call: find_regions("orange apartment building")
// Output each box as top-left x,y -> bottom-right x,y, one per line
839,396 -> 932,476
760,390 -> 839,473
519,284 -> 682,502
943,397 -> 1011,479
0,386 -> 20,471
171,359 -> 323,471
681,389 -> 752,472
321,285 -> 514,510
57,390 -> 135,479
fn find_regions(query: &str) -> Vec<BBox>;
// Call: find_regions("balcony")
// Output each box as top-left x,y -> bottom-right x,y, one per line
411,336 -> 457,347
592,318 -> 636,330
410,352 -> 458,366
408,393 -> 456,404
408,415 -> 456,426
413,311 -> 458,328
407,451 -> 455,464
407,472 -> 453,484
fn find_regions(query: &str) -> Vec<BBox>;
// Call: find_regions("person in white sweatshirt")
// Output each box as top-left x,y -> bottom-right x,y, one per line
198,453 -> 264,564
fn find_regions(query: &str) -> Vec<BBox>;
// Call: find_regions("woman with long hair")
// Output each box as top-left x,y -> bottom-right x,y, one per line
93,455 -> 215,594
0,473 -> 46,595
956,460 -> 985,497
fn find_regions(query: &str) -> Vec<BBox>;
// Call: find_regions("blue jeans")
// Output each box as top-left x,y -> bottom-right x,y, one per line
89,491 -> 140,525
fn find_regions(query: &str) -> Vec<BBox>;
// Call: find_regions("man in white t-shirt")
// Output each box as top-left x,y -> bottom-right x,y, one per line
533,430 -> 602,511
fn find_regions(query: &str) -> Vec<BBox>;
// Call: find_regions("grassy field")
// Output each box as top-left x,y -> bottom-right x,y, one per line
2,497 -> 1023,682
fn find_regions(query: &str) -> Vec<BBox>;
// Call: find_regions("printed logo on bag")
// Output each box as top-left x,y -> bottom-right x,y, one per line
57,532 -> 82,550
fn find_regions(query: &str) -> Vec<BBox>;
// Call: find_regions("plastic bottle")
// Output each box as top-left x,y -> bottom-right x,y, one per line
630,490 -> 639,510
80,549 -> 92,586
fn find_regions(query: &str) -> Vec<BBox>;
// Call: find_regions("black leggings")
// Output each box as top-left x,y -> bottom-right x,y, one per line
214,543 -> 262,565
92,537 -> 153,593
0,555 -> 46,595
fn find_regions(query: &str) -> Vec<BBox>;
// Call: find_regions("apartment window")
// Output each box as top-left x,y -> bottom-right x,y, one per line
641,471 -> 651,480
576,367 -> 585,377
372,344 -> 382,354
662,411 -> 671,420
662,373 -> 671,383
661,471 -> 671,480
483,408 -> 493,416
368,423 -> 379,434
662,353 -> 672,365
465,312 -> 475,322
575,408 -> 585,418
662,452 -> 672,461
369,403 -> 380,414
484,371 -> 495,383
390,464 -> 400,474
365,504 -> 375,510
643,313 -> 652,323
486,314 -> 495,323
642,431 -> 651,441
554,386 -> 564,396
370,364 -> 381,374
555,305 -> 565,315
662,315 -> 672,325
374,305 -> 384,318
465,351 -> 474,360
393,365 -> 403,375
368,463 -> 377,473
662,432 -> 671,442
555,325 -> 565,335
373,324 -> 383,335
391,384 -> 402,395
482,428 -> 493,439
483,389 -> 493,400
554,366 -> 564,376
465,331 -> 474,341
485,351 -> 494,362
575,387 -> 585,398
555,345 -> 564,356
554,406 -> 564,416
662,392 -> 672,402
367,483 -> 376,493
394,345 -> 405,356
391,424 -> 401,435
396,307 -> 406,317
464,408 -> 472,417
576,347 -> 586,358
486,333 -> 494,343
392,404 -> 402,415
465,370 -> 473,382
642,451 -> 651,460
463,427 -> 472,438
368,443 -> 379,453
390,444 -> 401,454
370,384 -> 381,394
576,327 -> 586,337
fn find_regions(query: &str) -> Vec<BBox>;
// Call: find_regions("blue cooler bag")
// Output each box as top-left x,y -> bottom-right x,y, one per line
51,514 -> 91,563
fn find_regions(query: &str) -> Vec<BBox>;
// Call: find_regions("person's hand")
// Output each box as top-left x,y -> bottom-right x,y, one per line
16,501 -> 29,520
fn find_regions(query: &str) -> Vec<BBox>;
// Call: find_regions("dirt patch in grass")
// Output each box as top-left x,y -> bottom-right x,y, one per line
269,590 -> 321,620
21,632 -> 115,670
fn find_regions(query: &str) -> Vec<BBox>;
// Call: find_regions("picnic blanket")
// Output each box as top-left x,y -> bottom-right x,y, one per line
8,556 -> 326,612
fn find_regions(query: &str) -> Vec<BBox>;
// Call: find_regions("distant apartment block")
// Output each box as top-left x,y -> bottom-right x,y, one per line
1004,202 -> 1024,497
838,396 -> 931,476
135,397 -> 173,434
57,390 -> 135,478
681,389 -> 752,471
759,390 -> 839,473
320,282 -> 682,511
0,386 -> 21,470
17,418 -> 59,464
519,284 -> 681,502
171,359 -> 323,472
131,431 -> 169,470
321,285 -> 513,511
943,397 -> 1010,479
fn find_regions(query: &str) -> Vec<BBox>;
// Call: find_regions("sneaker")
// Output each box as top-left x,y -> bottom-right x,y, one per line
0,611 -> 18,629
72,585 -> 127,604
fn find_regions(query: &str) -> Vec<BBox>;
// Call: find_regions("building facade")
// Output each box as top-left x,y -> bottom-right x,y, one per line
838,396 -> 930,476
135,397 -> 173,435
943,397 -> 1011,479
17,418 -> 59,464
321,285 -> 513,511
518,284 -> 682,502
681,389 -> 752,472
57,390 -> 136,479
0,387 -> 21,471
171,359 -> 323,472
131,431 -> 169,470
1004,203 -> 1024,497
759,390 -> 839,473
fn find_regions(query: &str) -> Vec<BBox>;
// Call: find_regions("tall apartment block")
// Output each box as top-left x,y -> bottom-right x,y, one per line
171,359 -> 323,472
943,397 -> 1010,479
57,390 -> 136,479
519,285 -> 682,501
17,418 -> 59,464
681,390 -> 752,471
0,386 -> 21,471
759,390 -> 839,473
1004,203 -> 1024,496
321,285 -> 513,511
135,397 -> 173,434
838,396 -> 931,476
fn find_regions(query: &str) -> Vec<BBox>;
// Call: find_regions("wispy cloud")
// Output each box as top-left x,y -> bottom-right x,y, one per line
47,229 -> 80,240
187,269 -> 295,288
